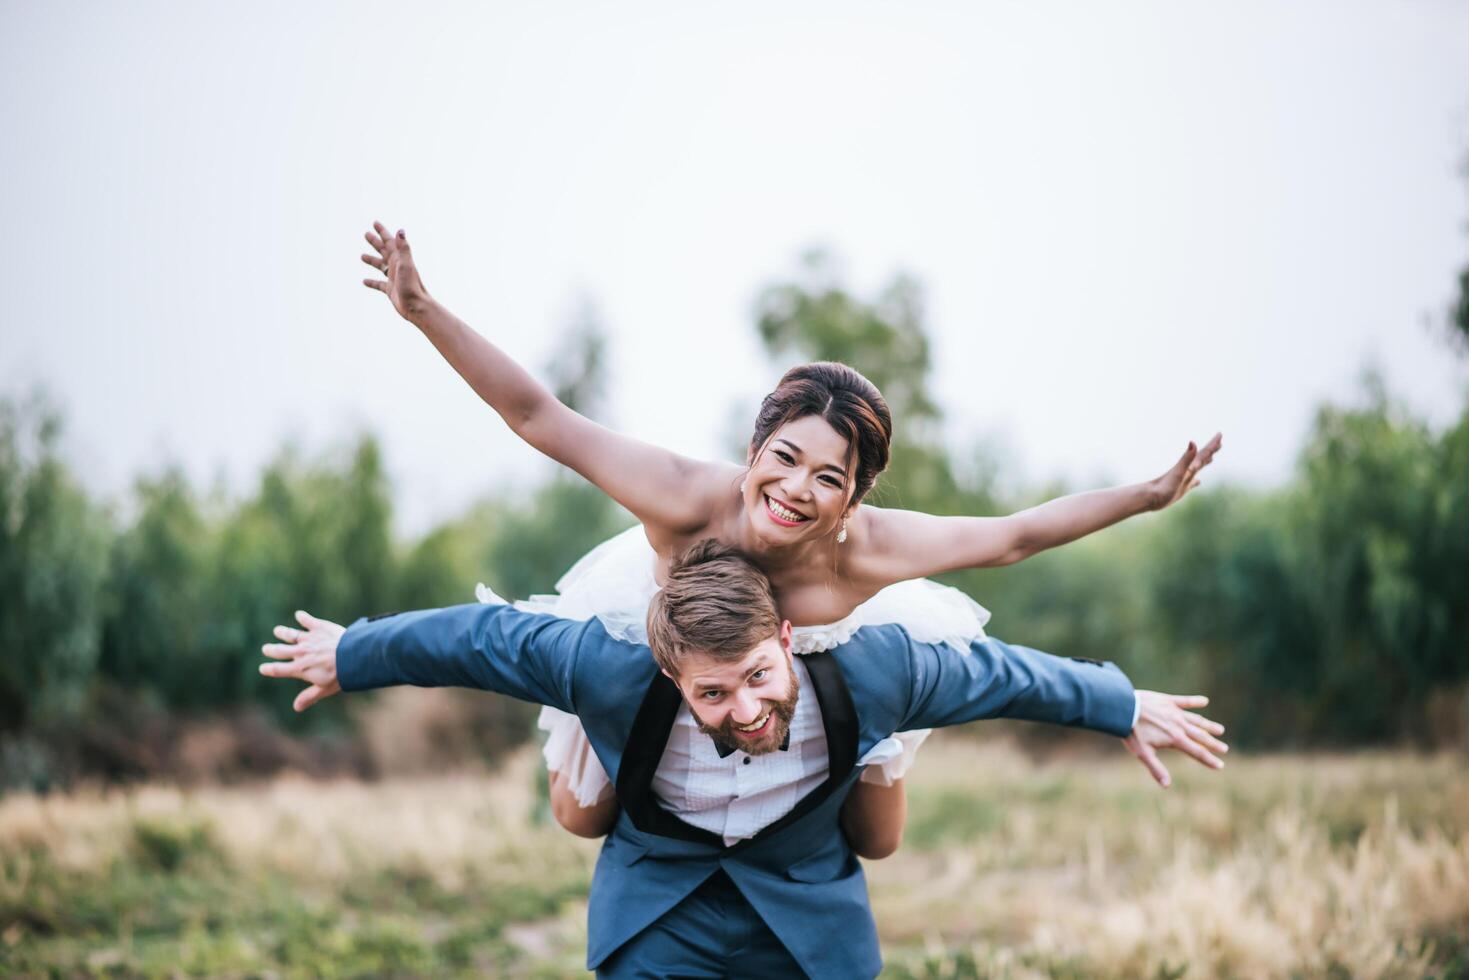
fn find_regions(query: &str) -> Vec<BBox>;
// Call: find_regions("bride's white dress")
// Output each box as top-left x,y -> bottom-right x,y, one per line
476,525 -> 991,807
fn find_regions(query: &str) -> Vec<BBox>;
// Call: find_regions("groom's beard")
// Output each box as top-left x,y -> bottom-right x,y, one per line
695,665 -> 801,757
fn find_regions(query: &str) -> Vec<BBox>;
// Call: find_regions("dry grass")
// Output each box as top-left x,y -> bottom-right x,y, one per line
0,750 -> 590,889
1,739 -> 1466,978
872,739 -> 1469,979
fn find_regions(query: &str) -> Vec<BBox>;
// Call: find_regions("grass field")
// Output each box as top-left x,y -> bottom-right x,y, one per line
2,736 -> 1466,978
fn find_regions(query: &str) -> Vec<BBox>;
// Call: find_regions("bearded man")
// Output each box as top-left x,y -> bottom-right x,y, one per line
261,540 -> 1226,978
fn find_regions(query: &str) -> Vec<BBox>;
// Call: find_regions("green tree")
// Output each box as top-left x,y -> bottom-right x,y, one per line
98,470 -> 215,706
1149,374 -> 1469,745
0,394 -> 110,786
395,502 -> 505,611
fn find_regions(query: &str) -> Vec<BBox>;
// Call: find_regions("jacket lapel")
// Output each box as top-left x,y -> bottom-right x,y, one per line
615,671 -> 722,846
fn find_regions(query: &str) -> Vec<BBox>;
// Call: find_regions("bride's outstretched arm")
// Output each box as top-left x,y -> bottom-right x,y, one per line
857,435 -> 1222,582
361,222 -> 722,533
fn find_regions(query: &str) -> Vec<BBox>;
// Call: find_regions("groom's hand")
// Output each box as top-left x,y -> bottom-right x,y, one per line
260,610 -> 345,712
1124,691 -> 1228,788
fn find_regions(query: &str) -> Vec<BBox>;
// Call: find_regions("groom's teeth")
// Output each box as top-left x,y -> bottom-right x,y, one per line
737,712 -> 769,731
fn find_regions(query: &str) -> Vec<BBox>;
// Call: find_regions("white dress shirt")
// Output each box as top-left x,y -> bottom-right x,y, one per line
651,659 -> 829,846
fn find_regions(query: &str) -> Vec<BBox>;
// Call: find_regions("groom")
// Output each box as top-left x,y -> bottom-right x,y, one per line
261,540 -> 1226,978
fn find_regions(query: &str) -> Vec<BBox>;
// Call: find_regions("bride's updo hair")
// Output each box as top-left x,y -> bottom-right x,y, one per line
749,362 -> 893,506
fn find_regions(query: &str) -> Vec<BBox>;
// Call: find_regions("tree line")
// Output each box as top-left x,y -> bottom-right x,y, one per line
2,255 -> 1466,790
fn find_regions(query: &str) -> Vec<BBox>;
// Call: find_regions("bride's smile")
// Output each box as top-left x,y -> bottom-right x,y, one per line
743,414 -> 854,547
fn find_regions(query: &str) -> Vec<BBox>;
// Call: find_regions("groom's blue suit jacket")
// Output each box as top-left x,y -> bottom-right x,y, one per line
339,604 -> 1136,978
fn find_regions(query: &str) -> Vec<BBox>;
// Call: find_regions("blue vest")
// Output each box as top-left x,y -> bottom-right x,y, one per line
340,604 -> 1136,978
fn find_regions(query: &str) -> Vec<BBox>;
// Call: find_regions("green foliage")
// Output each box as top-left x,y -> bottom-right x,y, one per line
130,816 -> 222,873
751,249 -> 1469,748
396,502 -> 505,610
2,250 -> 1468,788
0,393 -> 110,737
1147,377 -> 1469,745
488,480 -> 633,600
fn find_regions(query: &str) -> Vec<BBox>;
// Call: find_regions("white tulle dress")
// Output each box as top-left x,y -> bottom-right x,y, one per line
475,525 -> 991,807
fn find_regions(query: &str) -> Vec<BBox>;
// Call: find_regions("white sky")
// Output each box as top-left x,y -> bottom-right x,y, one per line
3,0 -> 1468,535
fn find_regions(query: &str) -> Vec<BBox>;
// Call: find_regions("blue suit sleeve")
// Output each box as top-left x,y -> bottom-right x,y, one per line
336,603 -> 587,714
901,633 -> 1137,738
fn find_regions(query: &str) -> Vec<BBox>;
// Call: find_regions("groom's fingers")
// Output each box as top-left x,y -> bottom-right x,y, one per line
1186,723 -> 1229,755
294,685 -> 328,712
1173,733 -> 1224,771
1135,741 -> 1171,788
260,643 -> 301,660
273,625 -> 299,642
294,609 -> 323,630
1184,712 -> 1225,736
1171,695 -> 1209,709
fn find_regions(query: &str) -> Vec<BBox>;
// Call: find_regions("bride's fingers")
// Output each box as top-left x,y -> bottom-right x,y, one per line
365,229 -> 385,254
364,278 -> 388,292
360,253 -> 389,273
373,221 -> 395,257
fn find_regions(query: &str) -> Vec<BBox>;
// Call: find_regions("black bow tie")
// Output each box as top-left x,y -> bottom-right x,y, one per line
712,726 -> 792,758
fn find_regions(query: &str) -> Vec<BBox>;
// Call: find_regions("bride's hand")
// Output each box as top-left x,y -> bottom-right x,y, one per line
361,220 -> 433,321
1147,432 -> 1222,511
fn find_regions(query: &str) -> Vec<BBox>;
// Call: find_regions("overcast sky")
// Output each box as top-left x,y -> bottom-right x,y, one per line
3,0 -> 1467,534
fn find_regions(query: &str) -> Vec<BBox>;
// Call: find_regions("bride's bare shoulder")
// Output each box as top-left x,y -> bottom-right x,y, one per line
838,505 -> 912,588
648,459 -> 745,538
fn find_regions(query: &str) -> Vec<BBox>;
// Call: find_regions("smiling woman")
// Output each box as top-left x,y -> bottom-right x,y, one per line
359,220 -> 1220,856
739,361 -> 891,548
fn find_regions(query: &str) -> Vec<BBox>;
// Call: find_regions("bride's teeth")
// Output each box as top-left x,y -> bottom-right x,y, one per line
767,497 -> 806,522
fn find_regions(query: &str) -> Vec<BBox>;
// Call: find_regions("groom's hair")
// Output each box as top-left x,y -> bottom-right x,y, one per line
646,539 -> 780,676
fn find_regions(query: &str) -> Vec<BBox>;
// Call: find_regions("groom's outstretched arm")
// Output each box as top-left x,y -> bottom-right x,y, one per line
900,634 -> 1138,736
260,603 -> 590,714
895,632 -> 1227,785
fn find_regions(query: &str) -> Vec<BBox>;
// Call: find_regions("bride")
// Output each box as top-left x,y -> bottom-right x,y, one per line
360,222 -> 1222,856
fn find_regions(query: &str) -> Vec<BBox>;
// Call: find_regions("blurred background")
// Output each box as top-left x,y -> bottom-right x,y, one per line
3,1 -> 1468,976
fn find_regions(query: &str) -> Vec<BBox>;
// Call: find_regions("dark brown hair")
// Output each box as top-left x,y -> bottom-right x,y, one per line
646,540 -> 780,676
748,362 -> 893,507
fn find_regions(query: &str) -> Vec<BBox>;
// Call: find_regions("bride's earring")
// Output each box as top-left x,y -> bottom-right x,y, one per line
739,478 -> 748,495
836,516 -> 848,544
